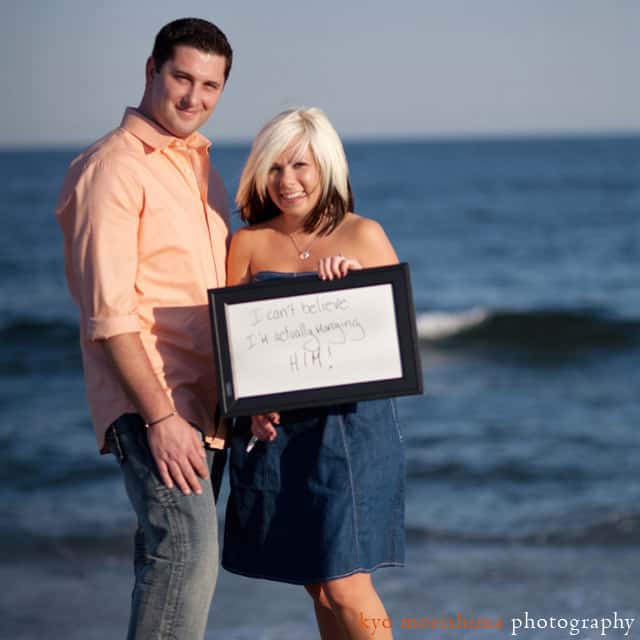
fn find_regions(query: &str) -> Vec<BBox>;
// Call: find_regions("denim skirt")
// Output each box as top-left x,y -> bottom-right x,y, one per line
222,399 -> 405,585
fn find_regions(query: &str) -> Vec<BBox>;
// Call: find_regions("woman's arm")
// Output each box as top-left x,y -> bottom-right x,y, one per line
354,218 -> 399,268
226,228 -> 254,286
228,228 -> 281,444
318,216 -> 399,279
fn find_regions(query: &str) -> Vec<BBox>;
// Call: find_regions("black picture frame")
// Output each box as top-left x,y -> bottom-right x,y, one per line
208,263 -> 423,417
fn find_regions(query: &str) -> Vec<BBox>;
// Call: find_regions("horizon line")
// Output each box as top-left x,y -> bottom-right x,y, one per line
1,128 -> 639,152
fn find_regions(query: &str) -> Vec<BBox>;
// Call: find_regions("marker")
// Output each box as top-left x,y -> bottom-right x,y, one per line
246,435 -> 258,453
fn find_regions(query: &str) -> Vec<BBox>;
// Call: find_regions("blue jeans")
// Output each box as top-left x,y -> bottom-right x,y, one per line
106,414 -> 226,640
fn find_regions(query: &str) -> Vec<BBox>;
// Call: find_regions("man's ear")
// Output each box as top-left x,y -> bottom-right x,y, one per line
145,56 -> 155,86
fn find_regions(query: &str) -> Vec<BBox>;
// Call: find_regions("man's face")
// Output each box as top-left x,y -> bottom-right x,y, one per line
146,45 -> 226,138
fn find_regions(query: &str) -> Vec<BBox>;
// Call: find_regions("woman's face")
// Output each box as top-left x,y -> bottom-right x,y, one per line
266,141 -> 322,221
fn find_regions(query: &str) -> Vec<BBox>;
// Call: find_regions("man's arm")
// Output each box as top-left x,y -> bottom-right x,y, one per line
101,333 -> 209,495
63,157 -> 209,495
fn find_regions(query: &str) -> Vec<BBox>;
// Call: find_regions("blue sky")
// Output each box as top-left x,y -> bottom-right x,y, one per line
2,0 -> 639,145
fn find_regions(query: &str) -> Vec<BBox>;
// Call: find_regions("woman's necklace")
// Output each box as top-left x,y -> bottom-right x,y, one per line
288,230 -> 318,260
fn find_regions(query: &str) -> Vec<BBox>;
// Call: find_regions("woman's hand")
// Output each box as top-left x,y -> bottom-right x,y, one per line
250,412 -> 280,442
317,255 -> 363,280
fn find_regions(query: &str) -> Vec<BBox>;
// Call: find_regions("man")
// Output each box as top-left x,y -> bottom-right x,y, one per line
56,18 -> 233,639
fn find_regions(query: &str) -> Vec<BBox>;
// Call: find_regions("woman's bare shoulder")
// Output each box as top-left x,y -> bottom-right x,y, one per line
338,212 -> 398,267
340,212 -> 387,238
231,222 -> 278,243
229,225 -> 253,248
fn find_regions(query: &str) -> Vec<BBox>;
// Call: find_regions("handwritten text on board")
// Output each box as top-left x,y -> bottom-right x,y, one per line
224,284 -> 402,398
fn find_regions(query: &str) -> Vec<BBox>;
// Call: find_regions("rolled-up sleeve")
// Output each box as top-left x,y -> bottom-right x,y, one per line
65,156 -> 143,340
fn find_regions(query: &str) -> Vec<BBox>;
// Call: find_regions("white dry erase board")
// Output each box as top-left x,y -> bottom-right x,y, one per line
208,263 -> 423,417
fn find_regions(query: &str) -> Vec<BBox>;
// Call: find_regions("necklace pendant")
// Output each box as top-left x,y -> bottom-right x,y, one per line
289,230 -> 316,261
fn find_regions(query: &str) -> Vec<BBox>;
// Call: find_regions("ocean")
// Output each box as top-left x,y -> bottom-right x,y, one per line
1,136 -> 638,639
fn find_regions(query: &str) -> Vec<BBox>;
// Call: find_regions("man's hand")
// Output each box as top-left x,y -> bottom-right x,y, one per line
146,413 -> 208,495
100,332 -> 209,496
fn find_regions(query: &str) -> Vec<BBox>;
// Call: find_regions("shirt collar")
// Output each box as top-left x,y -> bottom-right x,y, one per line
120,107 -> 211,152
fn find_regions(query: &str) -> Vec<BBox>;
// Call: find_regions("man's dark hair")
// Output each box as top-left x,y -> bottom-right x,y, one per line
152,18 -> 233,81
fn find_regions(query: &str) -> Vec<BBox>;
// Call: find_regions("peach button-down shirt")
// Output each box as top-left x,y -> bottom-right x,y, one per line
56,108 -> 230,452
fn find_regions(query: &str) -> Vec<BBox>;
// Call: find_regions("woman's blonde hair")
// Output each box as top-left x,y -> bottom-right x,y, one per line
235,107 -> 354,234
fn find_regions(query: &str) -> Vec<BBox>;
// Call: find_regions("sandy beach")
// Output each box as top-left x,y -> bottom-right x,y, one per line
2,541 -> 637,640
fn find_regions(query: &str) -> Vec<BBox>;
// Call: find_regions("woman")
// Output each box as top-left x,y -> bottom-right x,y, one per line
222,107 -> 404,640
